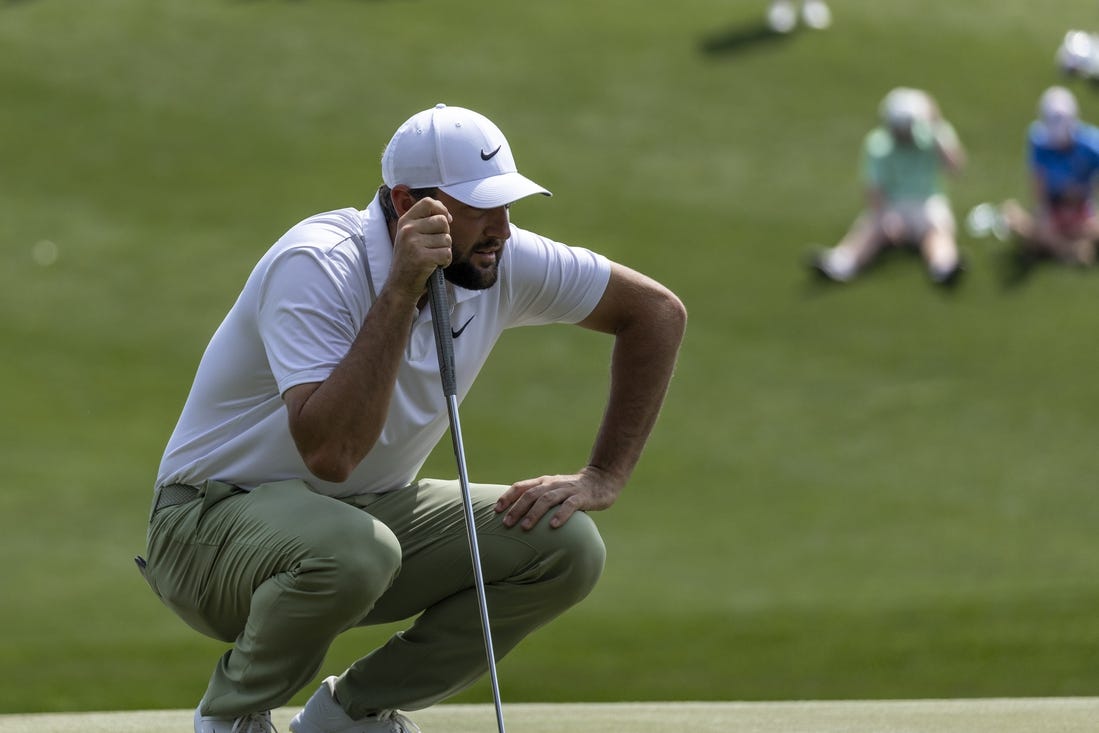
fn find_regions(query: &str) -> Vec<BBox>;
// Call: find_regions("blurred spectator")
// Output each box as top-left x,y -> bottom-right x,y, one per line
811,88 -> 967,286
767,0 -> 831,33
1056,30 -> 1099,80
999,86 -> 1099,266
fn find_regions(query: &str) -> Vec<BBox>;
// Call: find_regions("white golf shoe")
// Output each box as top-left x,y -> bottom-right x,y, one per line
290,676 -> 421,733
194,707 -> 278,733
801,0 -> 832,30
766,0 -> 797,33
964,203 -> 1008,241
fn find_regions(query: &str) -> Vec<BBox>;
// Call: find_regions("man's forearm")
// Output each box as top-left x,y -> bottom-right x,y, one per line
586,296 -> 686,486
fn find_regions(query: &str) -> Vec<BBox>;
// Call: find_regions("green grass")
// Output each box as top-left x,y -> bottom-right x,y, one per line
3,0 -> 1099,715
6,699 -> 1099,733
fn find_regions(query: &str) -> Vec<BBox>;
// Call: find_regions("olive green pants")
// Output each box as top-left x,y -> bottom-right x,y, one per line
142,478 -> 606,719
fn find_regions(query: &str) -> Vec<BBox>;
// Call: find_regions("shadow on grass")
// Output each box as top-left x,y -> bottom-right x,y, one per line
698,19 -> 796,57
227,0 -> 402,3
995,252 -> 1099,293
798,246 -> 967,299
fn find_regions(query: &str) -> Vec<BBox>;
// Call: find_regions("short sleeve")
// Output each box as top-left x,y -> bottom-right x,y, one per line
257,248 -> 359,394
861,129 -> 888,187
501,231 -> 611,328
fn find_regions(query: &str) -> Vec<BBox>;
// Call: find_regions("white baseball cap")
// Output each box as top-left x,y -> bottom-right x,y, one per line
1039,85 -> 1078,120
1038,86 -> 1079,146
381,103 -> 552,208
879,87 -> 933,131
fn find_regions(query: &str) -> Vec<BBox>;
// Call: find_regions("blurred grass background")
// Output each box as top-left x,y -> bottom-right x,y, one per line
3,0 -> 1099,714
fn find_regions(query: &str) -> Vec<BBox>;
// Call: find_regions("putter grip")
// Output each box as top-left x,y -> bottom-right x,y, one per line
427,268 -> 458,397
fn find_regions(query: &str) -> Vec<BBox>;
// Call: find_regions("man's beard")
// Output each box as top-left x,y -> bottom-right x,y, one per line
443,245 -> 501,290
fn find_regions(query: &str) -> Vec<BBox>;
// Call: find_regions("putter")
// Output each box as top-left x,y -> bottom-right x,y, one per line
427,267 -> 507,733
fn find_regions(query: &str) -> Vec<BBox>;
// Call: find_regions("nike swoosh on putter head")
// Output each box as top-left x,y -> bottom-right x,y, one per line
452,314 -> 476,339
480,146 -> 502,161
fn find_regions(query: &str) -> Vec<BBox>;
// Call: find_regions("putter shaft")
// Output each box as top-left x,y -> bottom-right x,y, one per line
428,268 -> 507,733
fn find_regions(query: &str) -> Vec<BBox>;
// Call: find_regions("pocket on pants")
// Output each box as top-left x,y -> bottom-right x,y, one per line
144,481 -> 248,641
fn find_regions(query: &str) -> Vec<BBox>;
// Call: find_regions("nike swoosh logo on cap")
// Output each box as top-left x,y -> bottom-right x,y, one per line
480,146 -> 502,161
452,314 -> 476,339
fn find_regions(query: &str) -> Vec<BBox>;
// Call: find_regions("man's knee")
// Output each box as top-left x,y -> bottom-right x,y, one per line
537,511 -> 606,605
306,518 -> 403,617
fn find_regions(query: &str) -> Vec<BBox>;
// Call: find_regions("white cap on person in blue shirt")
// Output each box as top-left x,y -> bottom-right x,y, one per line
1038,86 -> 1079,147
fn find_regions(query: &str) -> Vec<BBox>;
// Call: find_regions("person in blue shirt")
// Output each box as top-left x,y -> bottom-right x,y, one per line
1001,86 -> 1099,265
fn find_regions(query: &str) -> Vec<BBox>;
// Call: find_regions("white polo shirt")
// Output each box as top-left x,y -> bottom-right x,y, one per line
156,195 -> 611,498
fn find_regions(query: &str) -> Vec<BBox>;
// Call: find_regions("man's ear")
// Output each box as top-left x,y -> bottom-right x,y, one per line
390,185 -> 417,217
